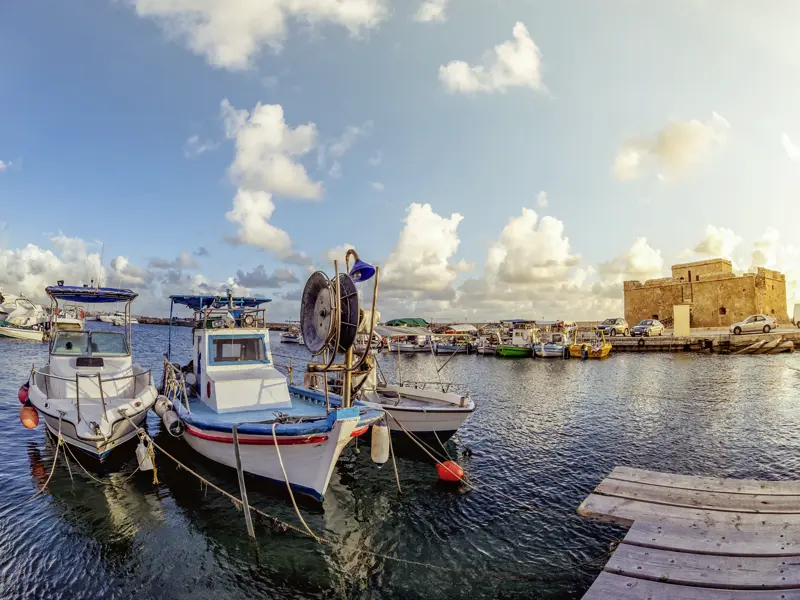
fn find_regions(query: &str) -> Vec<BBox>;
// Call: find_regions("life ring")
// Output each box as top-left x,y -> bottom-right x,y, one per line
637,338 -> 645,347
243,315 -> 256,327
32,324 -> 39,331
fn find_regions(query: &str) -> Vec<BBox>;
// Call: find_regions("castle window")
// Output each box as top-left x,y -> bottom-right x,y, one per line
651,314 -> 659,320
772,309 -> 775,314
679,276 -> 684,281
696,275 -> 700,281
719,307 -> 727,315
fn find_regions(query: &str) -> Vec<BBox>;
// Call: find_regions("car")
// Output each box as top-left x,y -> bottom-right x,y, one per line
631,319 -> 665,336
596,317 -> 629,337
729,314 -> 778,335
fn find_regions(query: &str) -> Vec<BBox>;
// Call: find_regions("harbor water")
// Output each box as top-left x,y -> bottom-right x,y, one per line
2,324 -> 800,599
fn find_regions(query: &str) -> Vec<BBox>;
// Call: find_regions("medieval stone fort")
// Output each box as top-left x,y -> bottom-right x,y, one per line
624,258 -> 789,328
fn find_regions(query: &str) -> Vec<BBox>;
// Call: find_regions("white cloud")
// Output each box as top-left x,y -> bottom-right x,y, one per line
184,134 -> 217,157
414,0 -> 448,22
317,121 -> 372,177
613,112 -> 731,181
367,151 -> 383,166
371,181 -> 385,192
536,190 -> 548,208
381,203 -> 471,296
225,189 -> 292,254
0,160 -> 8,171
221,99 -> 322,199
148,251 -> 199,270
439,22 -> 544,94
134,0 -> 388,70
328,161 -> 343,178
322,243 -> 355,267
782,132 -> 800,161
234,265 -> 298,288
692,225 -> 742,259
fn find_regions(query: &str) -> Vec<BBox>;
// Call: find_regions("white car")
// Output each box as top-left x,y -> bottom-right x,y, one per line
730,314 -> 777,335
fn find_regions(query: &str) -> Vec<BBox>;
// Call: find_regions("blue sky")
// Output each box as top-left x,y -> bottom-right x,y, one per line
2,0 -> 800,319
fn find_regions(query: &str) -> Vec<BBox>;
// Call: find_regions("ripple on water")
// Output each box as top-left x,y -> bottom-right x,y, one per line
2,327 -> 800,598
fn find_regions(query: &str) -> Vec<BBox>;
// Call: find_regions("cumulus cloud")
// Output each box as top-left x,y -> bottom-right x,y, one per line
194,246 -> 210,257
439,22 -> 544,94
613,112 -> 730,181
0,160 -> 8,171
371,181 -> 385,192
134,0 -> 388,70
414,0 -> 448,22
367,151 -> 382,166
148,251 -> 199,270
234,265 -> 298,288
225,189 -> 292,254
317,121 -> 372,177
381,203 -> 471,296
782,132 -> 800,161
184,134 -> 217,157
323,243 -> 355,266
536,190 -> 548,208
692,225 -> 742,259
221,99 -> 321,199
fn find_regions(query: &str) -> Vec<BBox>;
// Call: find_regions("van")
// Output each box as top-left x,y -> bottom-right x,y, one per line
794,304 -> 800,328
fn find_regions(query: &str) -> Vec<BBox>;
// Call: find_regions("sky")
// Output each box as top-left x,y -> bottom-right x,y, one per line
2,0 -> 800,321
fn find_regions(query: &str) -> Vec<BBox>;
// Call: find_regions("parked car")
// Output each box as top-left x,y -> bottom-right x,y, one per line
793,303 -> 800,328
631,319 -> 664,336
729,314 -> 778,335
596,318 -> 629,337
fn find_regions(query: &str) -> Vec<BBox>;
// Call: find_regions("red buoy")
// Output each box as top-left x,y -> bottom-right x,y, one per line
436,460 -> 465,482
20,405 -> 39,429
18,384 -> 29,405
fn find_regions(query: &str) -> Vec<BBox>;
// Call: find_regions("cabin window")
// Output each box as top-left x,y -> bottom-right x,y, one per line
52,332 -> 89,355
719,307 -> 727,315
210,336 -> 268,364
90,332 -> 129,356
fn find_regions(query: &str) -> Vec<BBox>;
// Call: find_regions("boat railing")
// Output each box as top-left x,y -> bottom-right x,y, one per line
32,367 -> 152,423
162,359 -> 192,413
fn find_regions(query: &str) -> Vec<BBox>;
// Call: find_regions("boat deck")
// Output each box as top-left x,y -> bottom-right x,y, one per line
184,391 -> 329,425
578,466 -> 800,598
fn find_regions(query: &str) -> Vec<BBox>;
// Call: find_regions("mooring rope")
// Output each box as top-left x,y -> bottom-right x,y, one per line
26,415 -> 63,503
62,440 -> 141,488
271,422 -> 320,542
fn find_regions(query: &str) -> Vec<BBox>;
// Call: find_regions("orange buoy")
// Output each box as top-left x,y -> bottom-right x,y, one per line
18,384 -> 29,405
436,460 -> 465,482
20,405 -> 39,429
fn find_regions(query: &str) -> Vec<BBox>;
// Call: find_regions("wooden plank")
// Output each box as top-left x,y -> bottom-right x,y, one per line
625,521 -> 800,557
610,467 -> 800,496
583,572 -> 800,599
594,479 -> 800,514
578,493 -> 800,529
605,543 -> 800,589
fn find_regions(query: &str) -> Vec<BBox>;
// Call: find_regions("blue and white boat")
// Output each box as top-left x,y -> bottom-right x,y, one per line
26,285 -> 158,457
161,292 -> 383,501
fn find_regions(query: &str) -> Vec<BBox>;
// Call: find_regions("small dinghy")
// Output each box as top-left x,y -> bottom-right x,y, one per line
25,285 -> 158,458
162,286 -> 384,501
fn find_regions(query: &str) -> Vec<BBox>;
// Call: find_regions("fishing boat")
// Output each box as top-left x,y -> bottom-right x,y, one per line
25,285 -> 158,458
475,330 -> 502,355
387,335 -> 432,353
568,328 -> 612,359
279,325 -> 303,344
52,305 -> 86,332
533,321 -> 572,358
100,311 -> 139,325
496,322 -> 535,358
161,287 -> 383,501
433,324 -> 476,355
0,297 -> 47,341
354,332 -> 383,353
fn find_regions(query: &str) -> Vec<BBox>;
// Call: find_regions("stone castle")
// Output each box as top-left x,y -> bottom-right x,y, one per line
623,259 -> 789,328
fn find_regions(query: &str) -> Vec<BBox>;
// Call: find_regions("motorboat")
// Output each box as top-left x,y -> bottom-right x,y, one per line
533,322 -> 572,358
100,312 -> 139,325
496,322 -> 535,358
387,335 -> 432,353
161,291 -> 383,501
279,325 -> 303,344
25,285 -> 158,458
0,297 -> 47,341
0,288 -> 20,321
475,330 -> 502,355
433,324 -> 476,355
569,328 -> 612,359
52,305 -> 86,332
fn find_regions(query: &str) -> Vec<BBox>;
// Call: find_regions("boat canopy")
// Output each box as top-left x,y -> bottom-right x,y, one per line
385,317 -> 429,327
375,324 -> 431,337
46,286 -> 138,303
170,295 -> 271,310
444,324 -> 478,334
500,319 -> 533,324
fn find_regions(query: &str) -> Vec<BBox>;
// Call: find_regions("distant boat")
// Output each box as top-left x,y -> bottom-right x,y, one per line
100,312 -> 138,325
569,328 -> 612,359
434,323 -> 477,355
475,330 -> 502,355
0,298 -> 47,341
496,322 -> 535,358
388,336 -> 431,353
280,326 -> 303,344
534,325 -> 571,358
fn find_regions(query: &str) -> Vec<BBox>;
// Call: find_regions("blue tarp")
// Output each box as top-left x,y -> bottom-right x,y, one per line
46,286 -> 137,303
170,295 -> 271,310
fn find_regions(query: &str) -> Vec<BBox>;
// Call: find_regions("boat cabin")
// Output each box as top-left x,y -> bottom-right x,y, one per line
169,293 -> 290,414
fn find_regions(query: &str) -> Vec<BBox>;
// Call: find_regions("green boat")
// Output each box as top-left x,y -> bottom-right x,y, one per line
496,345 -> 533,358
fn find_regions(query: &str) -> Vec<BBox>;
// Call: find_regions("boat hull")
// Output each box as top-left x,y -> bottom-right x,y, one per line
496,345 -> 532,358
40,408 -> 149,458
179,412 -> 364,501
434,344 -> 470,355
475,346 -> 497,355
0,325 -> 44,341
388,343 -> 430,353
533,344 -> 568,358
569,343 -> 612,359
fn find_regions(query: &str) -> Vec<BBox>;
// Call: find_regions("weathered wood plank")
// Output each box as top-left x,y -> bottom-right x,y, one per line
625,521 -> 800,557
578,493 -> 800,529
594,479 -> 800,514
606,543 -> 800,589
610,467 -> 800,496
583,572 -> 800,599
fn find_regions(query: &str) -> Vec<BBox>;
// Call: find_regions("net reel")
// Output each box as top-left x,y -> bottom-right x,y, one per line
300,271 -> 360,356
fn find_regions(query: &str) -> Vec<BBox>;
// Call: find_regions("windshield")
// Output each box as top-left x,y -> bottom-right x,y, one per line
90,332 -> 129,356
211,336 -> 268,364
602,319 -> 615,325
52,332 -> 89,355
639,320 -> 653,326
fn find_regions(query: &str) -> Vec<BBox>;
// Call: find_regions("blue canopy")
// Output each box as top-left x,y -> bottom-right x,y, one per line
46,285 -> 138,303
170,295 -> 272,310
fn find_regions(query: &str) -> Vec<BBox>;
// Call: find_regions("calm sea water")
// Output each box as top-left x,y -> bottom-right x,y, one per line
2,324 -> 800,599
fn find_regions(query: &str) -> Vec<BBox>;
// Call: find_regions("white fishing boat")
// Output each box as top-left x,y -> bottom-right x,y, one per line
475,330 -> 502,355
52,305 -> 86,332
25,285 -> 158,458
387,335 -> 432,353
100,311 -> 139,325
0,297 -> 47,341
279,325 -> 303,344
162,282 -> 384,501
533,322 -> 572,358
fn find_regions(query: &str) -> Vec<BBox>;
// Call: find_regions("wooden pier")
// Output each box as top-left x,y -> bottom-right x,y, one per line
578,466 -> 800,598
609,330 -> 799,353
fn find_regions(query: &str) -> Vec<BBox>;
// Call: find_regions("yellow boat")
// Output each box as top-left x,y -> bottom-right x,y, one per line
569,328 -> 612,359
